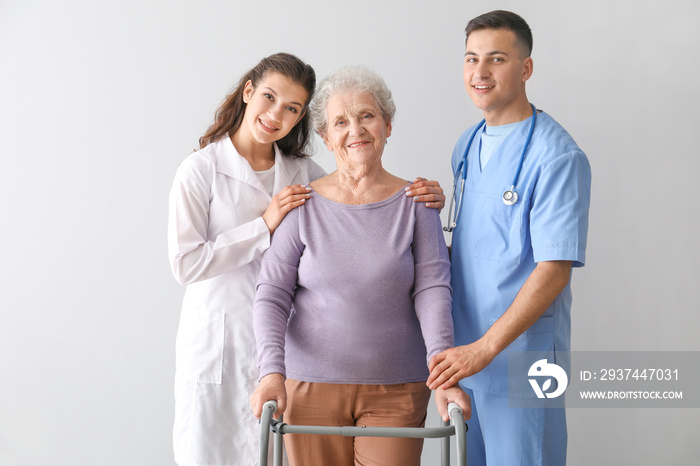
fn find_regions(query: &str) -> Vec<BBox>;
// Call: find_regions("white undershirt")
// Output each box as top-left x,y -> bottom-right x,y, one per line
255,164 -> 276,197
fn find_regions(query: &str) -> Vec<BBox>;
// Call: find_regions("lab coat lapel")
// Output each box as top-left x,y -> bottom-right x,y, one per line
214,136 -> 269,195
272,144 -> 300,194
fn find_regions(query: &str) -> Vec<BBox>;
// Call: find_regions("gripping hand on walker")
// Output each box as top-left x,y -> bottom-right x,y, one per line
435,385 -> 472,422
251,373 -> 287,420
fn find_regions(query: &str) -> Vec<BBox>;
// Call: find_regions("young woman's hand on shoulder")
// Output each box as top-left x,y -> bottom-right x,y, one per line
262,184 -> 312,234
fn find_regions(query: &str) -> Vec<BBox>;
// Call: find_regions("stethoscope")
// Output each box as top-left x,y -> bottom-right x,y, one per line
443,103 -> 537,233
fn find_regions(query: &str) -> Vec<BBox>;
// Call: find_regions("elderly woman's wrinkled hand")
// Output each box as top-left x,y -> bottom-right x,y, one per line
250,373 -> 287,419
434,385 -> 472,422
405,178 -> 446,211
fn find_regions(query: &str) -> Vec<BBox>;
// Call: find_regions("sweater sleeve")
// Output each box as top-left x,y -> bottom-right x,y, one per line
254,207 -> 304,380
411,205 -> 454,364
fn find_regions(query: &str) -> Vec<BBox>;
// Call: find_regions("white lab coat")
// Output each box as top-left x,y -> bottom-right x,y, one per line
168,136 -> 326,466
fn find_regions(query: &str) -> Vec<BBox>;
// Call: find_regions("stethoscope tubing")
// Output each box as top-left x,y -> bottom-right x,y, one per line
444,103 -> 537,233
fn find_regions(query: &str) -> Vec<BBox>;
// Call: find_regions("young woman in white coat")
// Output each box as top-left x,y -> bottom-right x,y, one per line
168,53 -> 445,466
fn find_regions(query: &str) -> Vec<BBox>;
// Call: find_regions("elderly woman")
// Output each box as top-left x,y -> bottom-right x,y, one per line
250,66 -> 470,466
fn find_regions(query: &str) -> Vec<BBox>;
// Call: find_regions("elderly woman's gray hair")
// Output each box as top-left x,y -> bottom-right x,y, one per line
310,65 -> 396,136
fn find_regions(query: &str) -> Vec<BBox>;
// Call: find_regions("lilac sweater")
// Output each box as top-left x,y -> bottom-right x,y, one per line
254,186 -> 453,384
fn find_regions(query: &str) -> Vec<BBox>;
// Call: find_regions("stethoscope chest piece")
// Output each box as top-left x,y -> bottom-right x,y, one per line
445,103 -> 537,231
502,188 -> 518,206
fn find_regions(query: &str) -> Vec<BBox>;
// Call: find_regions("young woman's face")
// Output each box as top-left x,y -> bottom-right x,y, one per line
240,71 -> 309,146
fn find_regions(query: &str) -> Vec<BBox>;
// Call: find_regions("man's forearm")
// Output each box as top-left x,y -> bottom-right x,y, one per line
480,260 -> 573,358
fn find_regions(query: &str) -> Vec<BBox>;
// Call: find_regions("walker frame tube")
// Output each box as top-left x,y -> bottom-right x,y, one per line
259,400 -> 467,466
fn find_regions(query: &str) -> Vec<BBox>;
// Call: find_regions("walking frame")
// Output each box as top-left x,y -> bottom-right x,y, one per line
259,400 -> 467,466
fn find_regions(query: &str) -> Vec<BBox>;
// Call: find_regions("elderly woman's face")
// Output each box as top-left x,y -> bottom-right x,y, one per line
322,91 -> 392,167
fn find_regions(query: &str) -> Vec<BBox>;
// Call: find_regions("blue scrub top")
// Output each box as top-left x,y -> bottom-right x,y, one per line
450,110 -> 591,396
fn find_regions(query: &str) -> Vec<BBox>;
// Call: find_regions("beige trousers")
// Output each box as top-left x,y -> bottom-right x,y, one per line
283,379 -> 431,466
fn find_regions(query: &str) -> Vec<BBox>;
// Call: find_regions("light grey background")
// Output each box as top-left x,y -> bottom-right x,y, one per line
1,0 -> 698,465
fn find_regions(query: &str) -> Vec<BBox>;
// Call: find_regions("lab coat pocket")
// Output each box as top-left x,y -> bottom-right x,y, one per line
177,311 -> 225,384
473,198 -> 523,265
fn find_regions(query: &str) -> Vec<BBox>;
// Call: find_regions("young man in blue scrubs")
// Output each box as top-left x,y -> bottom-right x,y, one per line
427,10 -> 591,465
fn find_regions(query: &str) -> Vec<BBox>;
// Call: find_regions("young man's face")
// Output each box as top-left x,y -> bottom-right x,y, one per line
463,28 -> 533,124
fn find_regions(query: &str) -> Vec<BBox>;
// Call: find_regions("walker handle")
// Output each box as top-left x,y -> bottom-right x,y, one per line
259,400 -> 278,466
447,402 -> 462,419
447,402 -> 467,466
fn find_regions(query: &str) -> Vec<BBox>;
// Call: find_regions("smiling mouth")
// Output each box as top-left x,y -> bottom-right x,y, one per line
473,85 -> 494,90
348,141 -> 370,148
259,119 -> 278,132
